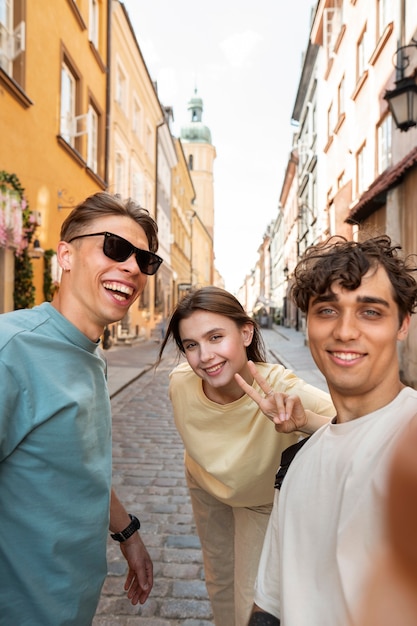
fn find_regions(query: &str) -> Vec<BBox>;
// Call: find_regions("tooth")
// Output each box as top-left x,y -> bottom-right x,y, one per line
104,282 -> 133,296
333,352 -> 360,361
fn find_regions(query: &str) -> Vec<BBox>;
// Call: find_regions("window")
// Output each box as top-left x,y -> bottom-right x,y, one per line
0,0 -> 9,24
132,168 -> 144,206
87,104 -> 98,171
377,0 -> 392,39
88,0 -> 99,48
323,3 -> 342,61
311,100 -> 317,138
132,97 -> 142,139
145,124 -> 153,156
60,57 -> 97,162
356,143 -> 368,195
0,0 -> 13,73
327,101 -> 337,137
60,61 -> 78,147
337,75 -> 345,118
115,63 -> 127,113
337,170 -> 346,189
297,140 -> 312,171
377,115 -> 392,174
115,151 -> 127,196
297,102 -> 315,171
299,101 -> 314,148
188,154 -> 193,170
0,0 -> 25,85
357,27 -> 368,80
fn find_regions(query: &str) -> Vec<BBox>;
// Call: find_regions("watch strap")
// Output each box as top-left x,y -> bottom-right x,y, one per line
110,514 -> 140,542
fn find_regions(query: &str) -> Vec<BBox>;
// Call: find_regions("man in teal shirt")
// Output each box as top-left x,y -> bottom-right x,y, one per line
0,191 -> 162,625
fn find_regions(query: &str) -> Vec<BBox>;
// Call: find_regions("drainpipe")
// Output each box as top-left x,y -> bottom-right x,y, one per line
104,0 -> 112,186
154,115 -> 165,218
153,115 -> 165,318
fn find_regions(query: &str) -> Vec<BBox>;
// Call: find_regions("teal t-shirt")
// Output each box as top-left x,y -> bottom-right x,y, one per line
0,303 -> 112,625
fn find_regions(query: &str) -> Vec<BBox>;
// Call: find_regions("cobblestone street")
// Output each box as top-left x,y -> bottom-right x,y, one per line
93,325 -> 327,625
93,341 -> 214,626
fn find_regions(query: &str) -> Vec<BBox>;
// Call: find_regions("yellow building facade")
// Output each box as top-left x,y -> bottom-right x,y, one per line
0,0 -> 109,312
171,137 -> 196,306
1,1 -> 219,325
107,0 -> 165,339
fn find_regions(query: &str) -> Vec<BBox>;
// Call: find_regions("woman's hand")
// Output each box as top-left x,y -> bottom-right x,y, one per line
235,361 -> 329,434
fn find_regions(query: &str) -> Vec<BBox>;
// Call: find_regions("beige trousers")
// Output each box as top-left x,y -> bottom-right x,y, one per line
186,469 -> 273,626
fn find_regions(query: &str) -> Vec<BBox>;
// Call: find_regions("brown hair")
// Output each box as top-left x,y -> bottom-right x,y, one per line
292,235 -> 417,323
60,191 -> 159,253
159,286 -> 266,362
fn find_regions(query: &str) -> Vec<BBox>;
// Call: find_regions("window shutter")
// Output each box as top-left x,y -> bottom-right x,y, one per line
71,113 -> 89,138
11,21 -> 25,59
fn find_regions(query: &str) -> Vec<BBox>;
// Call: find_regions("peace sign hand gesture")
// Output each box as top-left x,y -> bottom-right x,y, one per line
235,361 -> 330,435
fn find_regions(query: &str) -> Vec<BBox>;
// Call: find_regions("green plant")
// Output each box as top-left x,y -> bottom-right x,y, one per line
43,249 -> 57,302
0,170 -> 36,309
14,248 -> 35,309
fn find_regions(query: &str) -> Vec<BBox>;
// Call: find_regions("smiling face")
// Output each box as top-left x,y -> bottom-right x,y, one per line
179,310 -> 254,404
55,215 -> 149,341
307,265 -> 410,420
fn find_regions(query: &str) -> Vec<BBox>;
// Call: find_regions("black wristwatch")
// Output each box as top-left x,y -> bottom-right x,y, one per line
110,514 -> 141,542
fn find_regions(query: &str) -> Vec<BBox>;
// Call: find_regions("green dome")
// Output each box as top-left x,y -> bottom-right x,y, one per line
180,89 -> 212,144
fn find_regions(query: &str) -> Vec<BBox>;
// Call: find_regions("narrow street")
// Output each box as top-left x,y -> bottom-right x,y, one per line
93,326 -> 327,625
93,339 -> 213,626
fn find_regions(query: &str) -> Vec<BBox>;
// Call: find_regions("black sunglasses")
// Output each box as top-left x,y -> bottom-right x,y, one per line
68,231 -> 163,276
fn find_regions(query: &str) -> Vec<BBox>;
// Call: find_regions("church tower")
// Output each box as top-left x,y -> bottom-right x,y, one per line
180,89 -> 216,286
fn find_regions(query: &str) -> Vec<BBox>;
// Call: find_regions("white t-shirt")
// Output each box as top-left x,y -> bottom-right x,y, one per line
255,386 -> 417,625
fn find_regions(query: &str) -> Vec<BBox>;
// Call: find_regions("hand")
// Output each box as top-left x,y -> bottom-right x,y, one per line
120,533 -> 153,605
235,360 -> 308,434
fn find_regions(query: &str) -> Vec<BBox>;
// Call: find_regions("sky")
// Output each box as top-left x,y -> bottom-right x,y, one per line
122,0 -> 315,293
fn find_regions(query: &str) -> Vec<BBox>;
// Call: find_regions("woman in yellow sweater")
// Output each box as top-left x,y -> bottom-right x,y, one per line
159,286 -> 334,626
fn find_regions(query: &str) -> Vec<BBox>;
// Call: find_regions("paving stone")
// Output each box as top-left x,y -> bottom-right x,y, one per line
94,327 -> 323,624
172,580 -> 209,599
93,343 -> 214,625
165,535 -> 202,549
160,599 -> 213,620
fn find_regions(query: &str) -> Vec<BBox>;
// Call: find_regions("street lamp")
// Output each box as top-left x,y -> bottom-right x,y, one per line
384,38 -> 417,132
28,239 -> 45,259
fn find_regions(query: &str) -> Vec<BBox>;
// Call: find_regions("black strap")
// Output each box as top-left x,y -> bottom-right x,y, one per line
274,436 -> 310,490
248,611 -> 280,625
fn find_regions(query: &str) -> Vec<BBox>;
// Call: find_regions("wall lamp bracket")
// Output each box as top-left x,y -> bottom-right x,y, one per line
384,39 -> 417,132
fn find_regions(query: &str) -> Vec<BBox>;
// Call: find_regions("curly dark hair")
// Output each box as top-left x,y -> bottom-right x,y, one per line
159,286 -> 266,363
291,235 -> 417,323
60,191 -> 159,253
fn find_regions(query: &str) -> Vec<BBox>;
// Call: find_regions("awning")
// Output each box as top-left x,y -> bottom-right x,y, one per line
346,146 -> 417,223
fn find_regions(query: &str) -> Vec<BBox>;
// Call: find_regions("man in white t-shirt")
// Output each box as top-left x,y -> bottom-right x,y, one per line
241,235 -> 417,626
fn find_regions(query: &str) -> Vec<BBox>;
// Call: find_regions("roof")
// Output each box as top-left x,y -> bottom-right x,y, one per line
346,146 -> 417,223
180,89 -> 212,144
